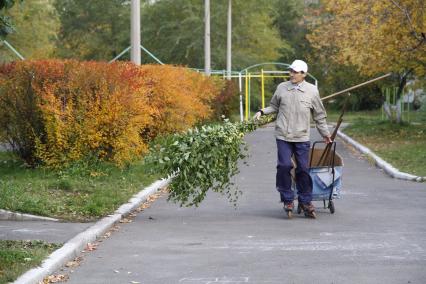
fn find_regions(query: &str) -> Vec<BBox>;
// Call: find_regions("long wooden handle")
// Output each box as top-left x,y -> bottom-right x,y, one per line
315,73 -> 392,167
321,73 -> 392,101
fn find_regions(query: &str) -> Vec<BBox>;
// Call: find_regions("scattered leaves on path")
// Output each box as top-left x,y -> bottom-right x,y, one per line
42,274 -> 69,283
43,188 -> 168,283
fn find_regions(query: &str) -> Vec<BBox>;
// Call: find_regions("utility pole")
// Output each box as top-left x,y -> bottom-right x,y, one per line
204,0 -> 211,76
226,0 -> 232,80
131,0 -> 141,65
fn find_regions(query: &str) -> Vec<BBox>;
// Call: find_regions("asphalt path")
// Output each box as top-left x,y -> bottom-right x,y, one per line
0,221 -> 93,243
55,125 -> 426,284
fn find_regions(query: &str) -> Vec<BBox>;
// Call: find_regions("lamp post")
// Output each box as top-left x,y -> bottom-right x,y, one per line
226,0 -> 232,80
204,0 -> 211,76
131,0 -> 141,65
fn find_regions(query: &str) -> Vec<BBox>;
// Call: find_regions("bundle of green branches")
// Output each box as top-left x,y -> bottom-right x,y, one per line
144,115 -> 274,207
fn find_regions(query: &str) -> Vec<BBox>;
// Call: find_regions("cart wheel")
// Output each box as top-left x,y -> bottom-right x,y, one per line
297,203 -> 302,214
328,201 -> 335,214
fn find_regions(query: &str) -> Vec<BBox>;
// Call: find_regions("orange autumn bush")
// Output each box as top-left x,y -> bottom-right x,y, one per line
0,60 -> 153,167
138,65 -> 223,140
0,60 -> 221,168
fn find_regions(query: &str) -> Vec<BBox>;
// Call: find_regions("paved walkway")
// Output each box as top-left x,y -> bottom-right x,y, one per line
47,125 -> 426,284
0,221 -> 93,243
0,145 -> 93,244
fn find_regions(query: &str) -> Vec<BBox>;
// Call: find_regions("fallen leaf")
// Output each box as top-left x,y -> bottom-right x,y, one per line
111,225 -> 120,231
140,203 -> 151,210
65,261 -> 79,268
85,243 -> 98,251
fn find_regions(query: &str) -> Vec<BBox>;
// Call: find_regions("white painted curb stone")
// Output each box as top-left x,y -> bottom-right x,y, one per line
337,130 -> 425,182
13,178 -> 171,284
0,210 -> 59,222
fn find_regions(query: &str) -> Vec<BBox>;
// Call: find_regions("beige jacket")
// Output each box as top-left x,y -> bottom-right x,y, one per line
262,80 -> 330,142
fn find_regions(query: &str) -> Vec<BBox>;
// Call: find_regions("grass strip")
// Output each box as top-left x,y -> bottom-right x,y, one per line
0,153 -> 158,221
343,119 -> 426,177
0,240 -> 61,284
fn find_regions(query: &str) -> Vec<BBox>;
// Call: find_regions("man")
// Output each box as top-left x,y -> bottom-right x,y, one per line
254,59 -> 331,219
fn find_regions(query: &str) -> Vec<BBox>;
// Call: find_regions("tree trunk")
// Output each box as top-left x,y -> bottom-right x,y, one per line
397,69 -> 413,123
383,101 -> 392,121
396,100 -> 402,123
385,69 -> 413,124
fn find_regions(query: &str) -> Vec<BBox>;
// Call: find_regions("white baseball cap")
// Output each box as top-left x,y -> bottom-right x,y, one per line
289,60 -> 308,73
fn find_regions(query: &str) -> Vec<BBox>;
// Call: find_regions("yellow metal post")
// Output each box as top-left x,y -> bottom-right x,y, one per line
261,69 -> 265,109
248,73 -> 251,119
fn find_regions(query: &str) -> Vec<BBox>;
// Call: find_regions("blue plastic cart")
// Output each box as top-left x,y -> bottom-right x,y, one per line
294,141 -> 343,214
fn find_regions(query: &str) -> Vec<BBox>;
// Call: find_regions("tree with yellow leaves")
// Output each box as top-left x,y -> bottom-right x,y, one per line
308,0 -> 425,118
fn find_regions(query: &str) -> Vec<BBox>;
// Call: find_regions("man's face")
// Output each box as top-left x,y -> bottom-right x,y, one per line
289,69 -> 306,84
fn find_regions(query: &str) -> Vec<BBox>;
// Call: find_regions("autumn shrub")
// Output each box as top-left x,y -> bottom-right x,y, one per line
211,79 -> 240,120
138,65 -> 223,140
0,60 -> 221,168
0,60 -> 152,167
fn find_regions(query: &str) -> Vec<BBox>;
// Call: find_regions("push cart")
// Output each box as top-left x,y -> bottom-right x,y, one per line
293,141 -> 343,216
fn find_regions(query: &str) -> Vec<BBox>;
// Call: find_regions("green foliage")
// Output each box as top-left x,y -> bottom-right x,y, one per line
0,0 -> 22,39
54,0 -> 285,68
0,0 -> 59,63
271,0 -> 305,62
142,0 -> 285,69
144,117 -> 272,207
320,64 -> 384,111
54,0 -> 130,60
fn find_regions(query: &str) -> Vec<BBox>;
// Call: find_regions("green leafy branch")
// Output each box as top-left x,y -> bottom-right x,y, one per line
144,115 -> 274,207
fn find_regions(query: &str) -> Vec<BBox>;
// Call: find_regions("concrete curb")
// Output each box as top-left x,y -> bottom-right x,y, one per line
13,178 -> 171,284
337,130 -> 425,182
0,210 -> 59,222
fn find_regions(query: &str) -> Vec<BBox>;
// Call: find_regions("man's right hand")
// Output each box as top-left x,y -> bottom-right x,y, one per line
324,135 -> 333,144
253,111 -> 262,121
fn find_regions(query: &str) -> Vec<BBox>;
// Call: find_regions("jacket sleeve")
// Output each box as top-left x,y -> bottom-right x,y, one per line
312,89 -> 331,137
262,86 -> 280,114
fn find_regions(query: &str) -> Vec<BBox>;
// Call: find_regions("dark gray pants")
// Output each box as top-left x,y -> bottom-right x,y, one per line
276,139 -> 313,204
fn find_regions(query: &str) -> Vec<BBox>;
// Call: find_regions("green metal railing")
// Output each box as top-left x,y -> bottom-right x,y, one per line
0,40 -> 25,60
109,44 -> 164,65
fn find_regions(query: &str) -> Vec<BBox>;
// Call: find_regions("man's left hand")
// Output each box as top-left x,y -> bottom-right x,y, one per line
324,136 -> 333,144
